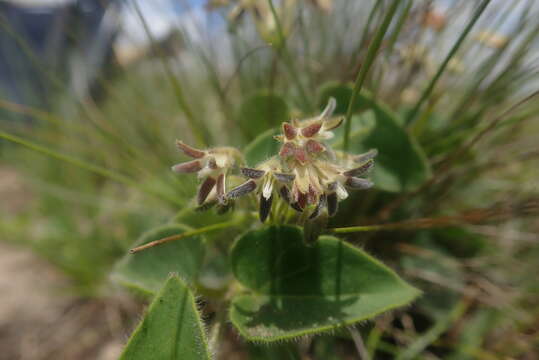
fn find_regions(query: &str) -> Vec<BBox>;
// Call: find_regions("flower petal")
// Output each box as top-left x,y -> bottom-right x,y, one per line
279,142 -> 296,158
279,186 -> 291,203
294,147 -> 309,164
345,177 -> 374,190
208,157 -> 218,170
274,172 -> 295,183
305,139 -> 324,154
297,191 -> 307,209
171,160 -> 202,173
279,186 -> 303,212
322,116 -> 344,131
216,173 -> 226,201
262,177 -> 273,200
319,97 -> 336,119
241,167 -> 265,179
354,149 -> 378,164
282,123 -> 297,140
301,121 -> 322,138
213,153 -> 229,168
327,192 -> 338,217
343,159 -> 374,177
226,180 -> 257,199
309,194 -> 326,220
307,184 -> 318,205
259,193 -> 273,222
335,182 -> 349,200
176,140 -> 206,158
198,177 -> 217,205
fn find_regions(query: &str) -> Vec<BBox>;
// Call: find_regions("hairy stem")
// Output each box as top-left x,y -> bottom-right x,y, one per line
129,219 -> 241,253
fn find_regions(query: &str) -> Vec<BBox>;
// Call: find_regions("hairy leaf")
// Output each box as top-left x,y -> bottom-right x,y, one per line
120,275 -> 211,360
229,226 -> 420,342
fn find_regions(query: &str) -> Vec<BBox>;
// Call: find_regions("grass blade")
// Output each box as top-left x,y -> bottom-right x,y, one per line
0,130 -> 182,207
405,0 -> 492,126
343,0 -> 400,152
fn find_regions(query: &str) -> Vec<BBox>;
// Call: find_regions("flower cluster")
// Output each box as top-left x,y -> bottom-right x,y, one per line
172,98 -> 377,222
172,141 -> 241,207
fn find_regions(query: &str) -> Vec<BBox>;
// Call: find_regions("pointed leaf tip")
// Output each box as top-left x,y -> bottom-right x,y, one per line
119,276 -> 211,360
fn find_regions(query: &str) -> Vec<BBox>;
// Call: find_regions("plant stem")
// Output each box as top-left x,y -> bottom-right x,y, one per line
404,0 -> 492,126
333,196 -> 539,234
343,0 -> 400,151
349,326 -> 371,360
396,299 -> 469,360
385,0 -> 413,58
129,219 -> 240,253
0,130 -> 182,207
267,0 -> 313,111
353,0 -> 383,66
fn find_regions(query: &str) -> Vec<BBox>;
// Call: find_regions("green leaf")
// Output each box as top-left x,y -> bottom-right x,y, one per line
319,82 -> 432,192
113,224 -> 205,295
238,92 -> 289,140
243,128 -> 280,167
120,275 -> 211,360
229,226 -> 420,342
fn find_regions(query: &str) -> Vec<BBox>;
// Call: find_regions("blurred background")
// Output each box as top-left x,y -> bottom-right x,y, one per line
1,0 -> 538,359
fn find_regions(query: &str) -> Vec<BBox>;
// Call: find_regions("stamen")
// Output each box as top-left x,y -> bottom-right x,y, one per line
171,160 -> 202,173
176,140 -> 206,158
241,167 -> 265,179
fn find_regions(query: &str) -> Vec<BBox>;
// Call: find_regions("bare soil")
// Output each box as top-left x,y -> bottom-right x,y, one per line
0,166 -> 135,360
